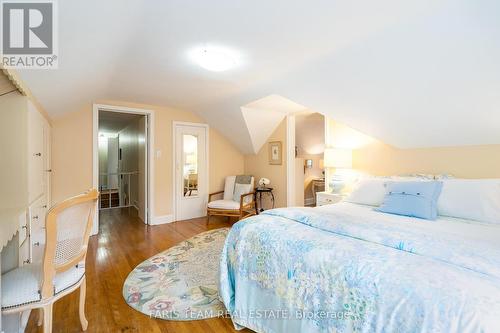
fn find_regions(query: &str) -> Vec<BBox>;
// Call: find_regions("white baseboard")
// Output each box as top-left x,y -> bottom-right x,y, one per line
304,197 -> 315,206
150,214 -> 174,225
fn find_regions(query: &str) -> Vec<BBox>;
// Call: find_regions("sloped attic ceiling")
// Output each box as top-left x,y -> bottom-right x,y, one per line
242,95 -> 307,154
17,0 -> 500,154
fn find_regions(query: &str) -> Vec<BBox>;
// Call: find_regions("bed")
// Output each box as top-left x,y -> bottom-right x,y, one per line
219,202 -> 500,333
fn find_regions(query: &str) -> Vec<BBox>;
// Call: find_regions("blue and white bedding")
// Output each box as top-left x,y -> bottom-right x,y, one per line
219,202 -> 500,333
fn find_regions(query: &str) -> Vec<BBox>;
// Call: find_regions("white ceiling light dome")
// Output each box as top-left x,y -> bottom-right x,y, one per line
189,45 -> 240,72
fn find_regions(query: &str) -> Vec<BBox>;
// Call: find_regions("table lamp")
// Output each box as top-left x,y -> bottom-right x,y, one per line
324,148 -> 352,193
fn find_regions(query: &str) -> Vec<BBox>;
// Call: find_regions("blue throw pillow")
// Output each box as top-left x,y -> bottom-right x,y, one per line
375,181 -> 443,220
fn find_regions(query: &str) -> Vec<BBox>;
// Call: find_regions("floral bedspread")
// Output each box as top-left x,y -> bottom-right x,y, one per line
219,203 -> 500,333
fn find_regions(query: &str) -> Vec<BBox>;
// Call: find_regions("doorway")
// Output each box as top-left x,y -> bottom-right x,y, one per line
294,112 -> 326,207
93,104 -> 154,234
173,122 -> 208,221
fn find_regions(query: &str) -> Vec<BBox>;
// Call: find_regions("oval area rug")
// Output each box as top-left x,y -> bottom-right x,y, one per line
123,228 -> 229,320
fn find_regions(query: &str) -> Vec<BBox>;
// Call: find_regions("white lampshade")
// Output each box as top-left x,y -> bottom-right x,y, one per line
324,148 -> 352,168
185,153 -> 197,165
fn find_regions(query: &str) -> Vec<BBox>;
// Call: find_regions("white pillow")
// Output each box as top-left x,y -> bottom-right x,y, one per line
223,176 -> 236,200
345,178 -> 388,206
437,179 -> 500,224
393,174 -> 435,180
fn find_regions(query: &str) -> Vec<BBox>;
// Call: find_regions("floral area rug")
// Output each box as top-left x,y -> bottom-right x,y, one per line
123,228 -> 229,320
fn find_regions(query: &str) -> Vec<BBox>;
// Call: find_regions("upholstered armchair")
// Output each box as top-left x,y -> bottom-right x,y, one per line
207,176 -> 255,224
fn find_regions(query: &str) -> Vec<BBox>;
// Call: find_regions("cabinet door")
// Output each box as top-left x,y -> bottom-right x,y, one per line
27,103 -> 45,203
18,210 -> 28,245
43,119 -> 51,206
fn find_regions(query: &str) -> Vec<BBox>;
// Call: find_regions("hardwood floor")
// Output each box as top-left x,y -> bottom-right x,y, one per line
26,208 -> 251,333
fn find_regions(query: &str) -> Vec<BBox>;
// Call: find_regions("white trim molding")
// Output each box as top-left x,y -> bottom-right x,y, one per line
323,116 -> 331,193
286,114 -> 296,207
92,103 -> 155,234
150,214 -> 174,225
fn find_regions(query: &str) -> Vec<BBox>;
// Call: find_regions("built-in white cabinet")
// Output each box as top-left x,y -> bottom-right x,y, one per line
25,102 -> 51,266
1,90 -> 51,332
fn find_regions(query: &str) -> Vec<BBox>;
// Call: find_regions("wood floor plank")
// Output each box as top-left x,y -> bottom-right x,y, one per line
25,208 -> 249,333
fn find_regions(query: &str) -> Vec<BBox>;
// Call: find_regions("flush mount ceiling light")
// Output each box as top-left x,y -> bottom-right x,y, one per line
189,46 -> 239,72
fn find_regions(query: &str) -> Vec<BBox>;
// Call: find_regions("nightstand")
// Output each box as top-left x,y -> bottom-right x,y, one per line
316,192 -> 345,206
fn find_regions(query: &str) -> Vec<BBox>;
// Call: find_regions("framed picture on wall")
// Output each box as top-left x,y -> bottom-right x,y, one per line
268,141 -> 282,165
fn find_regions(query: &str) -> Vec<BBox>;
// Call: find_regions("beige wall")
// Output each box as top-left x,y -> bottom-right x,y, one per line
51,106 -> 93,204
210,129 -> 245,192
51,100 -> 244,218
244,118 -> 287,208
294,158 -> 305,206
97,137 -> 108,178
354,142 -> 500,178
326,118 -> 500,179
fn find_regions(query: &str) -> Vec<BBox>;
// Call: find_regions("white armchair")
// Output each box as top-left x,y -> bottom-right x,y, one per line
207,176 -> 255,224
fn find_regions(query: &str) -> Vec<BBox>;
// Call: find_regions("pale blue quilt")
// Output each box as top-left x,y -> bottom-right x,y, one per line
219,203 -> 500,333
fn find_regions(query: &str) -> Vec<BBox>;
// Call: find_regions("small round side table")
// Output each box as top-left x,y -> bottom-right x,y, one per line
254,187 -> 275,214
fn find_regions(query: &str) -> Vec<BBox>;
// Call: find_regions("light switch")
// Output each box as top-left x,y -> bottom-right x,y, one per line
156,150 -> 162,158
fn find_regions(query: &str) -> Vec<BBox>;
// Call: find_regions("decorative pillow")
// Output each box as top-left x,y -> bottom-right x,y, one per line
376,181 -> 443,220
233,183 -> 253,204
437,179 -> 500,224
345,178 -> 388,206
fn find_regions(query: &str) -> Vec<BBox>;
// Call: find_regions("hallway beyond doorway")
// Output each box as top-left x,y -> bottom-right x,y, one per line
93,104 -> 154,232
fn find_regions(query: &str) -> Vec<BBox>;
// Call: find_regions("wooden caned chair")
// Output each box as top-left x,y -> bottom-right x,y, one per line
1,189 -> 99,333
184,173 -> 198,196
207,176 -> 255,224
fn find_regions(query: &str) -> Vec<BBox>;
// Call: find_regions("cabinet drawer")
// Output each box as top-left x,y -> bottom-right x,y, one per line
316,199 -> 330,206
317,199 -> 336,206
31,237 -> 45,264
318,197 -> 337,205
29,196 -> 47,234
316,192 -> 344,206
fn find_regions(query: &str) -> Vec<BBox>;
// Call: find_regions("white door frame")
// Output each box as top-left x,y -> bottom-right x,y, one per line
286,114 -> 296,207
172,121 -> 209,222
92,104 -> 155,234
